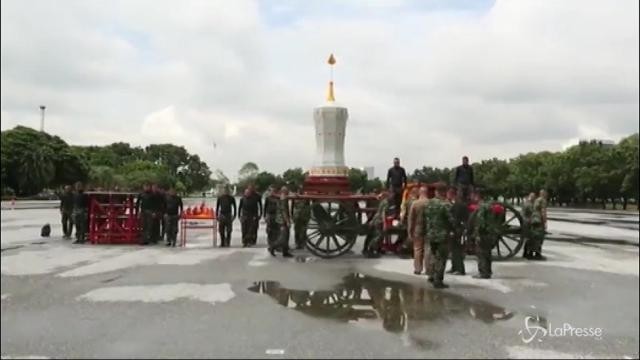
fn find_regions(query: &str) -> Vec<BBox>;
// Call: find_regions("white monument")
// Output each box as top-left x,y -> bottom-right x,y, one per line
309,54 -> 349,177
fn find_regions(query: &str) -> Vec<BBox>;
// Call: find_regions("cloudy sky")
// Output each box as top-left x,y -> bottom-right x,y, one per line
1,0 -> 638,181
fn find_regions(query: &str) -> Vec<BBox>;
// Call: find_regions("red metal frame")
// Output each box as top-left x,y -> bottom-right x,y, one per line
87,192 -> 140,245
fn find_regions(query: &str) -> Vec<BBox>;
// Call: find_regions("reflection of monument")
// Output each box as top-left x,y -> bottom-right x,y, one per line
303,54 -> 351,194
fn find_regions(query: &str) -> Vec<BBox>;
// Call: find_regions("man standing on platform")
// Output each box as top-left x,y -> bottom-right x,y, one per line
216,186 -> 237,247
270,186 -> 293,258
72,182 -> 90,244
239,185 -> 262,247
454,156 -> 475,201
59,185 -> 74,239
164,187 -> 183,247
386,157 -> 407,211
263,185 -> 280,248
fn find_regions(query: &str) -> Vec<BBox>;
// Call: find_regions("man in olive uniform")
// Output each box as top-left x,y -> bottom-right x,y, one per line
239,186 -> 262,247
72,182 -> 90,244
529,190 -> 548,260
521,192 -> 537,259
471,189 -> 501,279
59,185 -> 75,239
164,188 -> 184,247
422,184 -> 455,288
447,186 -> 468,275
292,194 -> 311,250
363,191 -> 392,258
263,185 -> 280,248
270,186 -> 293,257
216,187 -> 237,247
408,186 -> 430,275
136,183 -> 155,245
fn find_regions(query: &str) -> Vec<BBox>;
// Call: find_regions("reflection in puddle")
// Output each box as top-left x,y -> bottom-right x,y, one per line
249,273 -> 514,350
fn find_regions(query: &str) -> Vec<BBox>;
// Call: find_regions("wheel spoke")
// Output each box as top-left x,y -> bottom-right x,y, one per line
331,235 -> 342,249
496,241 -> 502,257
307,229 -> 321,240
500,238 -> 513,254
325,235 -> 330,252
314,235 -> 325,247
505,214 -> 517,225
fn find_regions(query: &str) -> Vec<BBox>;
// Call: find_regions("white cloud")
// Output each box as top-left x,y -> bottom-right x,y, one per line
1,0 -> 638,178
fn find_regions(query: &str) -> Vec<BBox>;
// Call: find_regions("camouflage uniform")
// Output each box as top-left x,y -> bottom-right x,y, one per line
521,199 -> 535,257
529,197 -> 547,254
273,198 -> 291,253
422,198 -> 455,286
473,201 -> 502,278
292,199 -> 311,249
264,195 -> 280,248
364,199 -> 389,254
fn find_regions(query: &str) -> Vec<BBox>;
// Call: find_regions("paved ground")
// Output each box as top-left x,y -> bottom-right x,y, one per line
1,205 -> 638,359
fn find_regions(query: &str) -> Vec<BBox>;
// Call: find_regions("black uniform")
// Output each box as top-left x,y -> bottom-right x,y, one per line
386,166 -> 407,210
164,194 -> 183,247
263,194 -> 280,247
448,199 -> 468,274
238,192 -> 262,246
216,194 -> 237,247
136,190 -> 156,245
454,165 -> 474,201
59,191 -> 74,238
73,190 -> 90,243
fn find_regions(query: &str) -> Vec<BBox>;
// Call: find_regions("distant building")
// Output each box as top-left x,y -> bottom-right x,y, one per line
361,166 -> 375,179
578,139 -> 615,148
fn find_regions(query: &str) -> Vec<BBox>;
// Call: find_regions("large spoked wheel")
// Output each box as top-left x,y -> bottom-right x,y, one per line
492,202 -> 525,261
466,202 -> 525,261
305,200 -> 359,258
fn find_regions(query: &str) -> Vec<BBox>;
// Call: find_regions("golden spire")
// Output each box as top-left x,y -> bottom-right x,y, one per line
326,53 -> 336,102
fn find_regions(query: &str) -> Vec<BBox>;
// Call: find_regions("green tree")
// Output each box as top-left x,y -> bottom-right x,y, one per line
348,168 -> 368,192
281,168 -> 306,191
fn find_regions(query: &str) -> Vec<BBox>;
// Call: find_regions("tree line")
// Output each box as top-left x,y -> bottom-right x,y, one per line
222,133 -> 638,210
1,126 -> 212,196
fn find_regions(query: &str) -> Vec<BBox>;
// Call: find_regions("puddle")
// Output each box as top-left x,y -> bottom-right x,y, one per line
249,273 -> 514,350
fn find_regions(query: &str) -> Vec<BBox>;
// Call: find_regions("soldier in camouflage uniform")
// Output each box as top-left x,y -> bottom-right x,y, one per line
521,192 -> 537,259
270,186 -> 293,258
529,190 -> 548,260
292,195 -> 311,249
471,190 -> 501,279
263,185 -> 280,248
363,191 -> 392,258
421,184 -> 455,288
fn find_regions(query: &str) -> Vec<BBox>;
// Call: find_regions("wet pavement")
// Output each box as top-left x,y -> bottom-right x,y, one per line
1,206 -> 639,358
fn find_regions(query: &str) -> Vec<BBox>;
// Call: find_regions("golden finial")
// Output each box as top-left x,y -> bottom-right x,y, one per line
326,53 -> 336,102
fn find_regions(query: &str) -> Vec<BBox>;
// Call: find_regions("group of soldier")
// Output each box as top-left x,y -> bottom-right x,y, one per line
58,182 -> 90,244
135,183 -> 184,246
214,184 -> 311,258
362,156 -> 549,289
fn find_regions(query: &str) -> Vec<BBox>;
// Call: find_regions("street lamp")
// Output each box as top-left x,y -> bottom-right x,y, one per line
39,105 -> 46,132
